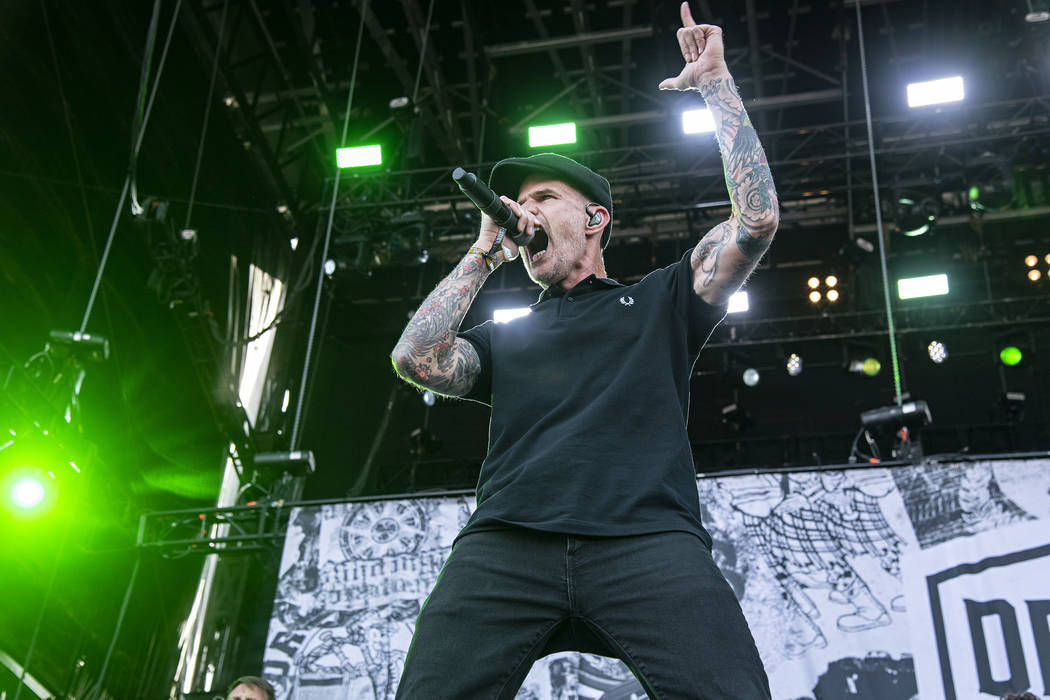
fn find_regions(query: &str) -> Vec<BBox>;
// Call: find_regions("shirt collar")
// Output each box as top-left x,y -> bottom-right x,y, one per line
535,274 -> 624,304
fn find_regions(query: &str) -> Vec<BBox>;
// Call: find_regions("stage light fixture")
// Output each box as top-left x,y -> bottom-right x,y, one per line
807,277 -> 820,289
1029,269 -> 1042,282
893,195 -> 938,236
12,476 -> 45,509
1000,346 -> 1022,366
727,291 -> 749,314
1045,254 -> 1050,265
808,290 -> 821,303
860,400 -> 932,434
1026,255 -> 1038,267
968,176 -> 1014,212
682,108 -> 716,134
826,289 -> 840,302
721,403 -> 754,431
825,275 -> 838,288
849,358 -> 882,377
742,368 -> 760,387
422,390 -> 436,407
253,450 -> 317,476
897,273 -> 949,300
323,259 -> 337,276
928,340 -> 948,363
528,122 -> 576,148
999,391 -> 1026,422
336,144 -> 382,168
906,76 -> 964,108
494,307 -> 531,323
786,353 -> 803,376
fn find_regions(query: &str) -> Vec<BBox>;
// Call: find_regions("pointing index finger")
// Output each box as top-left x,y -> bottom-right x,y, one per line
680,1 -> 697,28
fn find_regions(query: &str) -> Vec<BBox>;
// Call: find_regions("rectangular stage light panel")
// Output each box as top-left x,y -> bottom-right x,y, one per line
682,108 -> 716,134
528,123 -> 577,148
494,307 -> 531,323
907,77 -> 964,108
898,273 -> 949,299
727,291 -> 749,313
336,144 -> 382,168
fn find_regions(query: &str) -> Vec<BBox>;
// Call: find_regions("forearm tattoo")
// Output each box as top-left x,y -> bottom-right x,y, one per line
699,74 -> 780,259
695,219 -> 756,295
391,254 -> 486,396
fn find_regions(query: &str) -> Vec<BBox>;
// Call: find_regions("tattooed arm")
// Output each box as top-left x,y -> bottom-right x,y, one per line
659,4 -> 779,304
390,254 -> 489,397
391,196 -> 534,397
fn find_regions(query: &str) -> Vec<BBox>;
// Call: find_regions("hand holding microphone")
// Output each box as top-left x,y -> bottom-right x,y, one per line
453,168 -> 536,269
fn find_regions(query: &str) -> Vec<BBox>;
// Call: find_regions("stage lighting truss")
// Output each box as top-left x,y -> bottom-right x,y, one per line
806,274 -> 841,304
137,502 -> 292,556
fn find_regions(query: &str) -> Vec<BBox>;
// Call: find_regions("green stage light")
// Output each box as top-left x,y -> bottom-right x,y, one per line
528,122 -> 576,148
1000,346 -> 1022,366
336,144 -> 382,168
848,357 -> 882,377
12,476 -> 45,509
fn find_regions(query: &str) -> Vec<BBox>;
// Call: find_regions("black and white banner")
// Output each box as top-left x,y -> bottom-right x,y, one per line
261,457 -> 1050,699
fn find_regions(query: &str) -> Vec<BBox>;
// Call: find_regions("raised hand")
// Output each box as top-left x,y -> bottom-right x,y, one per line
658,2 -> 728,91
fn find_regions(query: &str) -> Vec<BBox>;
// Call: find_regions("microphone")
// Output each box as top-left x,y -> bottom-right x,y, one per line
452,168 -> 533,246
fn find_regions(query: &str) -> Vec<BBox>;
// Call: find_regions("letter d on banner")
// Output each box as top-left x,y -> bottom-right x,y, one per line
965,599 -> 1029,695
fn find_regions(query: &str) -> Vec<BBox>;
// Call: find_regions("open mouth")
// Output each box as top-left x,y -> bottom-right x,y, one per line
527,227 -> 549,262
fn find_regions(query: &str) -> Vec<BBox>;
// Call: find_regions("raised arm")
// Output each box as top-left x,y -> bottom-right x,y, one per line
390,195 -> 532,397
659,2 -> 779,305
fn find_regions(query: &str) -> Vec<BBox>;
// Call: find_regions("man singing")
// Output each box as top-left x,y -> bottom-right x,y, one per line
390,3 -> 777,697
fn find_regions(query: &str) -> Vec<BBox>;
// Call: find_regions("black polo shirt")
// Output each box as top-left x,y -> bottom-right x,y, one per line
458,248 -> 726,547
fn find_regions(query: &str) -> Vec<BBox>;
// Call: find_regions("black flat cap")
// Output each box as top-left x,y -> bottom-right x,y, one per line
488,153 -> 614,248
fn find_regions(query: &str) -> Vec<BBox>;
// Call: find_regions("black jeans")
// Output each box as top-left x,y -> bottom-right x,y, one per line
395,528 -> 771,699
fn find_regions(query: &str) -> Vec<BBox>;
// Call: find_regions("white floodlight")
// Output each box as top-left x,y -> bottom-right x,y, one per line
682,108 -> 716,134
493,307 -> 531,323
336,144 -> 382,168
897,273 -> 949,300
528,122 -> 577,148
906,76 -> 964,108
727,291 -> 749,314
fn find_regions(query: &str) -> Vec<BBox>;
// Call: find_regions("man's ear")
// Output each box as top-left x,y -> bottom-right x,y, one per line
584,202 -> 608,230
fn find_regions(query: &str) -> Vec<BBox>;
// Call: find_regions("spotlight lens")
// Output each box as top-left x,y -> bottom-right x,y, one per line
807,277 -> 820,289
742,368 -> 760,387
12,478 -> 45,509
324,259 -> 336,276
1026,255 -> 1039,267
786,353 -> 803,376
1029,269 -> 1042,282
1000,346 -> 1022,366
808,290 -> 822,303
861,358 -> 882,376
826,289 -> 840,302
1045,254 -> 1050,265
422,390 -> 436,407
928,340 -> 948,363
825,275 -> 838,288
